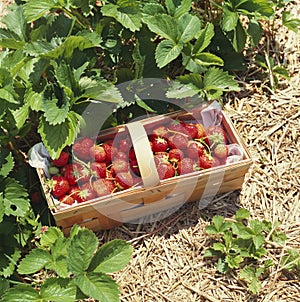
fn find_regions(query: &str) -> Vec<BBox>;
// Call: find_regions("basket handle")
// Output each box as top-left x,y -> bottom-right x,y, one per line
126,121 -> 160,188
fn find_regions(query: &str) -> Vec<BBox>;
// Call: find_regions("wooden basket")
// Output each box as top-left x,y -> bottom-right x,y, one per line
37,107 -> 252,235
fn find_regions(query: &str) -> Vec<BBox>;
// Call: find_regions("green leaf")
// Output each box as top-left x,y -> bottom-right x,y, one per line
247,19 -> 263,46
282,11 -> 300,33
239,266 -> 262,294
252,234 -> 265,249
88,240 -> 132,274
0,284 -> 40,302
177,13 -> 201,43
193,23 -> 215,55
142,3 -> 165,16
155,40 -> 183,68
212,215 -> 225,232
194,52 -> 224,66
76,272 -> 119,302
212,242 -> 226,252
1,5 -> 26,40
249,219 -> 263,235
40,278 -> 76,302
102,3 -> 142,32
227,19 -> 247,53
0,249 -> 21,278
231,222 -> 254,239
40,227 -> 64,248
143,14 -> 177,42
225,254 -> 243,269
0,151 -> 14,178
221,8 -> 238,32
42,97 -> 70,126
238,0 -> 274,18
23,0 -> 58,23
235,208 -> 250,221
3,178 -> 31,217
25,89 -> 44,112
17,249 -> 51,274
67,228 -> 99,275
216,257 -> 229,273
203,67 -> 240,92
135,96 -> 156,113
11,103 -> 30,129
38,112 -> 81,159
165,0 -> 192,18
0,278 -> 9,296
273,66 -> 290,80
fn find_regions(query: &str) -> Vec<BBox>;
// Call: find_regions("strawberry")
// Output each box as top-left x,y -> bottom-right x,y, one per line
90,162 -> 107,178
92,179 -> 115,197
63,163 -> 90,185
213,144 -> 228,159
111,158 -> 129,174
153,152 -> 169,166
51,175 -> 70,197
69,186 -> 85,203
199,153 -> 213,169
128,148 -> 137,161
156,162 -> 175,180
129,159 -> 140,176
186,141 -> 205,159
102,142 -> 117,163
52,151 -> 69,167
194,123 -> 207,140
71,183 -> 96,202
206,125 -> 226,146
168,133 -> 189,149
178,158 -> 195,175
168,149 -> 184,163
151,137 -> 169,153
89,145 -> 106,162
119,138 -> 131,153
151,125 -> 169,139
115,172 -> 134,190
114,151 -> 128,161
72,138 -> 94,161
59,194 -> 75,205
184,123 -> 198,139
168,119 -> 186,133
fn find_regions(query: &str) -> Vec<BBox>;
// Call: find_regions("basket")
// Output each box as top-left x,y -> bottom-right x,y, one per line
36,106 -> 252,235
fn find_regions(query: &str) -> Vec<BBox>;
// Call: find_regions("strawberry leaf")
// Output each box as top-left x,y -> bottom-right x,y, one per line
0,284 -> 40,302
67,228 -> 99,275
40,278 -> 76,302
177,13 -> 201,43
39,227 -> 64,248
155,40 -> 183,68
0,151 -> 14,178
76,272 -> 119,302
88,240 -> 132,274
17,249 -> 51,275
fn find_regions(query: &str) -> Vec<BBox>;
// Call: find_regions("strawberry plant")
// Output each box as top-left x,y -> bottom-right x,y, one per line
204,208 -> 300,294
0,225 -> 133,302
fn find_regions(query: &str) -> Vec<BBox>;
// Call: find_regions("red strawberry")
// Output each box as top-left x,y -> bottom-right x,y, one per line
178,158 -> 195,175
52,151 -> 69,167
206,125 -> 226,146
130,159 -> 140,176
111,159 -> 129,174
199,153 -> 213,169
102,143 -> 117,163
72,138 -> 94,161
151,137 -> 168,153
151,125 -> 169,139
69,186 -> 85,203
195,123 -> 207,140
168,149 -> 184,163
157,162 -> 175,180
59,194 -> 75,205
212,157 -> 221,167
213,144 -> 228,159
168,119 -> 186,133
51,175 -> 70,197
153,152 -> 169,166
92,179 -> 115,197
119,138 -> 131,153
168,133 -> 189,149
114,151 -> 128,161
184,123 -> 198,139
186,141 -> 205,159
89,145 -> 106,162
115,172 -> 134,190
71,183 -> 96,202
128,148 -> 137,161
63,163 -> 90,185
90,162 -> 107,178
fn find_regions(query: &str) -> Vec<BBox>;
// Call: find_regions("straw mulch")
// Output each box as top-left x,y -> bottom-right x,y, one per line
1,1 -> 299,301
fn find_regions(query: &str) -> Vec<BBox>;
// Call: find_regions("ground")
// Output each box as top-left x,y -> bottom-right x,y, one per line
1,1 -> 299,301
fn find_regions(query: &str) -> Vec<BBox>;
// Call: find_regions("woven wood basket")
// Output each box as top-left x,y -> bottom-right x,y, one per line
37,107 -> 252,235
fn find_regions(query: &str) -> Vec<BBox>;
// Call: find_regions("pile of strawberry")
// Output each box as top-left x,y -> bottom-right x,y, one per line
48,118 -> 229,206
